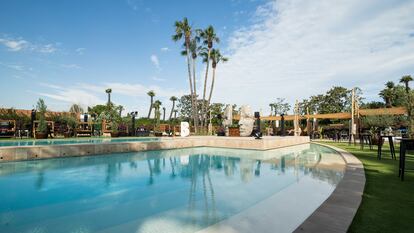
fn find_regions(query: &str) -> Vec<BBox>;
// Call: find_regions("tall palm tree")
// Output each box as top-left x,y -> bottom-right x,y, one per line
105,88 -> 112,105
400,75 -> 413,93
173,109 -> 178,119
187,37 -> 201,129
147,90 -> 155,118
162,107 -> 166,121
153,100 -> 162,127
169,96 -> 177,120
173,18 -> 198,132
207,49 -> 228,107
199,26 -> 220,125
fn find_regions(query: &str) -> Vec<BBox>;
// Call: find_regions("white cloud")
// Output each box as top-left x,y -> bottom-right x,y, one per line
216,0 -> 414,114
150,54 -> 160,70
36,82 -> 184,116
0,36 -> 58,53
160,47 -> 169,52
0,38 -> 28,51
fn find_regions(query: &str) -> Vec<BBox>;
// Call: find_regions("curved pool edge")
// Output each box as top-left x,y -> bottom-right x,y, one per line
294,142 -> 365,233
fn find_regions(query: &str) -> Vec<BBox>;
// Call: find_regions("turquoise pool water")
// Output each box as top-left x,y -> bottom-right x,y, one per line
0,144 -> 344,233
0,137 -> 159,147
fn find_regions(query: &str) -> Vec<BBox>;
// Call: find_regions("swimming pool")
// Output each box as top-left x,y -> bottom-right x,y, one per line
0,144 -> 345,233
0,137 -> 160,147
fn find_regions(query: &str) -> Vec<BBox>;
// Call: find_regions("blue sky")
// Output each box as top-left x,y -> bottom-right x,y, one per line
1,0 -> 414,116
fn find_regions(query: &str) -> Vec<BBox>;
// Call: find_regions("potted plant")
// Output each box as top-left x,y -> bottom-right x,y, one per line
64,115 -> 78,138
35,99 -> 48,139
110,121 -> 119,137
228,124 -> 240,137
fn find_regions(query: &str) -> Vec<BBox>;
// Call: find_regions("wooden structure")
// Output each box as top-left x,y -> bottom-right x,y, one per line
33,121 -> 54,138
0,120 -> 16,138
233,107 -> 406,121
76,122 -> 93,137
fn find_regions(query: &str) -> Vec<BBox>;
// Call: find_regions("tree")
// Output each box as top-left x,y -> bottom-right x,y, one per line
153,100 -> 162,129
379,88 -> 394,108
36,98 -> 48,133
400,75 -> 413,93
269,103 -> 274,116
147,90 -> 155,118
172,17 -> 198,132
69,104 -> 83,115
169,96 -> 178,120
199,25 -> 220,125
207,49 -> 228,113
162,107 -> 166,121
273,98 -> 291,115
105,88 -> 112,105
118,105 -> 124,116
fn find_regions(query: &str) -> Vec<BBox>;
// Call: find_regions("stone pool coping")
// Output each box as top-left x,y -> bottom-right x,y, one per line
293,143 -> 365,233
0,136 -> 309,162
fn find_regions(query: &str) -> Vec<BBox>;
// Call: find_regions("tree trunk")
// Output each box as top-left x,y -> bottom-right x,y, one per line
201,48 -> 211,129
169,101 -> 175,120
163,108 -> 166,121
147,97 -> 153,118
192,57 -> 199,133
207,67 -> 216,107
185,47 -> 196,132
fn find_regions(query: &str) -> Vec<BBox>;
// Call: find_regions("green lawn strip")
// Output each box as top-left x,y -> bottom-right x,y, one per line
320,141 -> 414,233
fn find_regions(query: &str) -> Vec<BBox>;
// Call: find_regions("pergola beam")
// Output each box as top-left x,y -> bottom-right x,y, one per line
233,107 -> 407,121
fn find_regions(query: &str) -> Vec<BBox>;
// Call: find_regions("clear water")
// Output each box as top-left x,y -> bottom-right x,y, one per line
0,137 -> 159,147
0,144 -> 344,233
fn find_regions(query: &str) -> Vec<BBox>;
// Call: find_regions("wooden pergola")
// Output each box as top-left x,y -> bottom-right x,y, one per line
233,107 -> 407,121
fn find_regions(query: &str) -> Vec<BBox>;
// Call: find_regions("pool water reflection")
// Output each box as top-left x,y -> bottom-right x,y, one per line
0,144 -> 344,233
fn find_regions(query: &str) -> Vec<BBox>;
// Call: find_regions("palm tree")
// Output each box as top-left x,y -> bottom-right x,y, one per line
118,105 -> 124,116
207,49 -> 228,107
162,107 -> 166,121
173,109 -> 178,119
199,26 -> 220,125
269,103 -> 274,116
386,81 -> 395,89
105,88 -> 112,105
169,96 -> 178,120
400,75 -> 413,93
173,18 -> 198,132
147,90 -> 155,118
379,88 -> 393,108
153,100 -> 162,127
69,104 -> 83,115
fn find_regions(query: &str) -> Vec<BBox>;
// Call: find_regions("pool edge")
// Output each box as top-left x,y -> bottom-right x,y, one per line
293,142 -> 365,233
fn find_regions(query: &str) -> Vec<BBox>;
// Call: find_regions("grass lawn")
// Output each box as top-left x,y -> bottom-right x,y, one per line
319,141 -> 414,233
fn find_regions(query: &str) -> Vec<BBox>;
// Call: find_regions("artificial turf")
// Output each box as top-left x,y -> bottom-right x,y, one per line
320,141 -> 414,233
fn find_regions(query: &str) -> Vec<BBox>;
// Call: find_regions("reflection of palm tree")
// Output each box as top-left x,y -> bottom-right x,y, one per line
147,159 -> 154,185
169,157 -> 177,178
35,171 -> 45,190
254,161 -> 261,176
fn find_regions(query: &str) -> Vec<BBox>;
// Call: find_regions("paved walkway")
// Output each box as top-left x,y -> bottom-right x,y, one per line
294,143 -> 365,233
